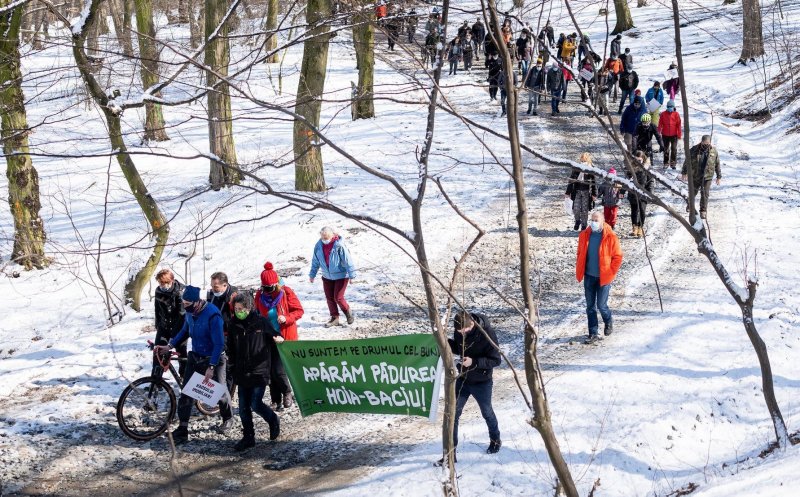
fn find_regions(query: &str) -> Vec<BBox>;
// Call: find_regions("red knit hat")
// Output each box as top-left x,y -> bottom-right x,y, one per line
260,262 -> 279,285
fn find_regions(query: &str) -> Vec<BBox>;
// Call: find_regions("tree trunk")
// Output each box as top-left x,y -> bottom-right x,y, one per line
293,0 -> 331,192
352,3 -> 374,119
637,0 -> 648,6
264,0 -> 279,62
611,0 -> 634,34
670,0 -> 787,447
739,0 -> 764,62
110,0 -> 135,57
72,0 -> 169,311
189,0 -> 203,48
1,2 -> 48,270
134,0 -> 170,142
205,0 -> 240,189
487,0 -> 579,495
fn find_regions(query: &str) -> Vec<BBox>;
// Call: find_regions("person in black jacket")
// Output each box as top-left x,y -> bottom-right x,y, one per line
565,152 -> 598,231
154,269 -> 187,377
626,151 -> 655,238
446,311 -> 502,460
228,293 -> 282,451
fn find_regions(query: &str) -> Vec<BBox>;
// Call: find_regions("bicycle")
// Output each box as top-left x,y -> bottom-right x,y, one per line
116,340 -> 223,441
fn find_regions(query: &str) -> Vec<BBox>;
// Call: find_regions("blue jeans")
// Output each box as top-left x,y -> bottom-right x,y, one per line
584,274 -> 612,336
618,89 -> 633,112
453,378 -> 500,445
561,79 -> 570,100
238,385 -> 278,436
551,89 -> 560,113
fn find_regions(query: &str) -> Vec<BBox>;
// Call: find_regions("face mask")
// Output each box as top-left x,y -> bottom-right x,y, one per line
183,303 -> 195,312
590,221 -> 603,232
159,282 -> 172,291
235,310 -> 249,320
321,238 -> 332,245
262,285 -> 278,294
212,290 -> 225,297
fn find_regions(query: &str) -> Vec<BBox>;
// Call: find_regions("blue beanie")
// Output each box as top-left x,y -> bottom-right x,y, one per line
182,285 -> 201,302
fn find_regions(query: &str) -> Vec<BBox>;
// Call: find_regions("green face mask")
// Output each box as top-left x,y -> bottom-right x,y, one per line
235,310 -> 249,320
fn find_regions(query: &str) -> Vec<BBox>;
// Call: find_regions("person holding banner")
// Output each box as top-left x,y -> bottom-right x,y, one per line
442,310 -> 502,462
256,262 -> 304,410
644,81 -> 665,126
156,285 -> 233,444
228,293 -> 282,451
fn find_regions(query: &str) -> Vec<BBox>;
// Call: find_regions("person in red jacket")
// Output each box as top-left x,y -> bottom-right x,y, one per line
657,100 -> 682,169
255,262 -> 304,409
575,210 -> 623,343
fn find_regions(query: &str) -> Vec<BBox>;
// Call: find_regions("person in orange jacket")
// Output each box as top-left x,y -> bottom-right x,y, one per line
657,100 -> 682,169
604,55 -> 624,101
575,210 -> 623,343
255,261 -> 304,409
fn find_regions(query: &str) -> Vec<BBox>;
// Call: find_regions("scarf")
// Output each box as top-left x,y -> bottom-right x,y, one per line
260,290 -> 284,334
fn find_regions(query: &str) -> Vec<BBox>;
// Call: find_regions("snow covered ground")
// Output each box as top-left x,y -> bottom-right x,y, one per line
1,0 -> 800,495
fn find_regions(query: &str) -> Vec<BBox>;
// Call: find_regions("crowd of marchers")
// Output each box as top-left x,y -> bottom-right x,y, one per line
145,5 -> 724,464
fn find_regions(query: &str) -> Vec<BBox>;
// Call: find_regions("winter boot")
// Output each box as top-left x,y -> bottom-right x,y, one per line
344,309 -> 355,325
283,392 -> 294,409
217,416 -> 234,435
487,439 -> 502,454
234,434 -> 256,452
629,225 -> 638,237
573,220 -> 581,231
526,104 -> 532,114
324,316 -> 340,328
269,416 -> 281,441
603,321 -> 614,336
171,425 -> 189,445
584,334 -> 601,345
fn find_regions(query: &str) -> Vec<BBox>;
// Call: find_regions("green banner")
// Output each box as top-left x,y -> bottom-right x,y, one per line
277,334 -> 442,419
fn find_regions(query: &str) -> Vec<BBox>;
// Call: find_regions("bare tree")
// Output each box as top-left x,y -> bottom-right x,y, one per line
484,0 -> 579,495
351,1 -> 375,119
70,0 -> 170,311
134,0 -> 170,141
264,0 -> 279,63
1,0 -> 48,270
612,0 -> 634,34
206,0 -> 240,189
739,0 -> 765,63
293,0 -> 332,191
109,0 -> 135,57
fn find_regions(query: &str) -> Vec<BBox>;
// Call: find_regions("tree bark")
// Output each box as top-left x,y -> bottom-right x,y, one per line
486,0 -> 579,495
72,0 -> 169,311
739,0 -> 764,62
264,0 -> 279,62
134,0 -> 170,142
293,0 -> 331,191
611,0 -> 634,34
352,3 -> 374,119
110,0 -> 135,57
205,0 -> 240,190
1,2 -> 48,270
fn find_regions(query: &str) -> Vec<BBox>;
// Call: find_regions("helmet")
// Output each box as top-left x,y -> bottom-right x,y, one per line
640,113 -> 652,124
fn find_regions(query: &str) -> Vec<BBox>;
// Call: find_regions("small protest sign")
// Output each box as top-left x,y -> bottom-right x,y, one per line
182,372 -> 228,405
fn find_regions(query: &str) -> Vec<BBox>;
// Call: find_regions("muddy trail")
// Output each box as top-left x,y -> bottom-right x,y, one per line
6,28 -> 721,497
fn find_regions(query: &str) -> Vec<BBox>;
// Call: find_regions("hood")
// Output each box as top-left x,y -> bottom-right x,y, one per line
632,95 -> 645,107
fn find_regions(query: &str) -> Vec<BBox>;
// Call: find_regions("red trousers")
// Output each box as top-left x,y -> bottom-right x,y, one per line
604,206 -> 619,228
322,277 -> 350,317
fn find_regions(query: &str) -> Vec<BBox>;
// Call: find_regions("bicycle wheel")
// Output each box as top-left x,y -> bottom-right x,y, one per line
116,377 -> 176,441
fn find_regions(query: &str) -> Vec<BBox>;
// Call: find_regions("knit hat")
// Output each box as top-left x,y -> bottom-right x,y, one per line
260,262 -> 279,286
666,99 -> 676,109
608,167 -> 617,175
182,285 -> 201,302
634,89 -> 641,95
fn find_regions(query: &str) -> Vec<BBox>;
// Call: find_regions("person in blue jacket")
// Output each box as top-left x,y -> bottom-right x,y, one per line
619,94 -> 646,153
644,81 -> 665,126
156,285 -> 233,444
309,227 -> 357,327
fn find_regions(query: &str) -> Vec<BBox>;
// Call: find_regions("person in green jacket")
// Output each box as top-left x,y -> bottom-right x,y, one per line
681,135 -> 722,219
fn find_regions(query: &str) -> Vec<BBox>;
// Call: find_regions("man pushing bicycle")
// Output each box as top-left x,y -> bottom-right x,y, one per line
155,285 -> 233,444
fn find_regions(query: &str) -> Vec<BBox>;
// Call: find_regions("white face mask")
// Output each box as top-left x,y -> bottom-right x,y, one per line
212,290 -> 225,297
590,220 -> 603,232
321,238 -> 333,245
159,282 -> 173,292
